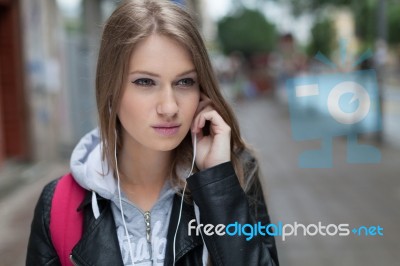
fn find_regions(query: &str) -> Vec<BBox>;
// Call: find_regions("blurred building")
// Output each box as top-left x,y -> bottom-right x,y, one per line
0,0 -> 205,166
0,0 -> 29,164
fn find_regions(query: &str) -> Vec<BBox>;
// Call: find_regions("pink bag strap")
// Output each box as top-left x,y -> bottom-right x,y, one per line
50,173 -> 86,266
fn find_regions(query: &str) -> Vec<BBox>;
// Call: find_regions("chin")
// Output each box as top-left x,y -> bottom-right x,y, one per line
151,140 -> 181,152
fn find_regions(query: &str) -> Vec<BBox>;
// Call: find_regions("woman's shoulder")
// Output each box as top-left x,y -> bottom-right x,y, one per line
39,173 -> 84,206
35,177 -> 62,218
29,176 -> 63,239
40,177 -> 61,203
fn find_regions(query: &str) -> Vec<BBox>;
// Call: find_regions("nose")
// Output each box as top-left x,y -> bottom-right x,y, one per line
156,86 -> 179,117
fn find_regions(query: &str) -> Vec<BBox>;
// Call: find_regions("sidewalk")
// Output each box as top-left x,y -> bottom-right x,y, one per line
0,160 -> 69,266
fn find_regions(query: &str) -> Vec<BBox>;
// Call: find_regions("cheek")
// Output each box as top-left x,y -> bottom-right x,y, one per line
181,94 -> 200,119
119,92 -> 149,124
119,96 -> 136,120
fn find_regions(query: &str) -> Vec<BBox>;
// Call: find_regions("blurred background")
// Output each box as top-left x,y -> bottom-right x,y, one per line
0,0 -> 399,265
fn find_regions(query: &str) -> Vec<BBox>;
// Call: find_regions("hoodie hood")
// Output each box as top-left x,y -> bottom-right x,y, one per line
70,128 -> 117,200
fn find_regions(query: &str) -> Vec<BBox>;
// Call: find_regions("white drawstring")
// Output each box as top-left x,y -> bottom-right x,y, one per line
91,191 -> 100,219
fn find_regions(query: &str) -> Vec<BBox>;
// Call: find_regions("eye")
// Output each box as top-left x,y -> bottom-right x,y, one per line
176,78 -> 196,87
132,78 -> 155,86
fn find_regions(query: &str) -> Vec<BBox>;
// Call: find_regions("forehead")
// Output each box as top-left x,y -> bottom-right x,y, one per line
128,34 -> 195,75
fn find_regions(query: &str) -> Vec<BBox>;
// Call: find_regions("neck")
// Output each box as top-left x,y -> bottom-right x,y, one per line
115,130 -> 175,211
117,138 -> 173,211
118,146 -> 172,187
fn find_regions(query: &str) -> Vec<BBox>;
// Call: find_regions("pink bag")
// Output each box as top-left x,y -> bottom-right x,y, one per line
50,173 -> 85,266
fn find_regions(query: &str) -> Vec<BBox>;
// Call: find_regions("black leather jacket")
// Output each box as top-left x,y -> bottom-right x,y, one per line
26,162 -> 279,265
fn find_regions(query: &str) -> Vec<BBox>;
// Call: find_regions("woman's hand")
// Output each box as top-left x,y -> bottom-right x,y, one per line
191,93 -> 231,170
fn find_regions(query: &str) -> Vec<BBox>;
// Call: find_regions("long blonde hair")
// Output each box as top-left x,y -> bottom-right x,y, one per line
96,0 -> 260,193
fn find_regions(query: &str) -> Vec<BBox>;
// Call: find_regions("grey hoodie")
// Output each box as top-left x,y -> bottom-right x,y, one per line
70,128 -> 176,266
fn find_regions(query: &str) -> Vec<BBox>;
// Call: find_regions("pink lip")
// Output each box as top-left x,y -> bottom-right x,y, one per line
152,124 -> 181,136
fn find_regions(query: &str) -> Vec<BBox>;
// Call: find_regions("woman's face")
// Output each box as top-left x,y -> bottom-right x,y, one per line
118,34 -> 200,152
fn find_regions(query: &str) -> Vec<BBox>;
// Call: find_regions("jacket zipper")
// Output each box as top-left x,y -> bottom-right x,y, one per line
144,211 -> 151,242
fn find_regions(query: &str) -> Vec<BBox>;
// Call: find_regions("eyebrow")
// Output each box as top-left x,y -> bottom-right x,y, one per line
129,69 -> 197,78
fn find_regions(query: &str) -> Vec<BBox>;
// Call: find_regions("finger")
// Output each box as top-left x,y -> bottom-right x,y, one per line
198,110 -> 230,133
195,124 -> 204,140
192,105 -> 213,133
191,111 -> 201,133
191,114 -> 204,140
192,113 -> 209,135
194,111 -> 210,132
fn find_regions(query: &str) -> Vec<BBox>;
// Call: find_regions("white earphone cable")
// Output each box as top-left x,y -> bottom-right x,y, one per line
115,130 -> 135,265
114,126 -> 197,266
173,133 -> 197,265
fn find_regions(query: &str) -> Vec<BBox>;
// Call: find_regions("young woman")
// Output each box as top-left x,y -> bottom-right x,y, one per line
26,0 -> 279,265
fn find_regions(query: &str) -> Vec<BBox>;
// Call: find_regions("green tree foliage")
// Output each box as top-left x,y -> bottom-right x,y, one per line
307,17 -> 336,57
388,3 -> 400,44
217,8 -> 277,56
284,0 -> 349,16
353,0 -> 378,47
354,0 -> 400,45
284,0 -> 400,46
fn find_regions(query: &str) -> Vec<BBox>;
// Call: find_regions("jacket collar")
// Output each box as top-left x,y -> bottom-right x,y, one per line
74,192 -> 203,266
72,195 -> 124,266
77,190 -> 108,211
164,194 -> 203,265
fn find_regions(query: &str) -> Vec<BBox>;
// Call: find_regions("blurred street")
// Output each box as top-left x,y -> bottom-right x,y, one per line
233,96 -> 400,266
1,95 -> 399,266
383,85 -> 400,147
